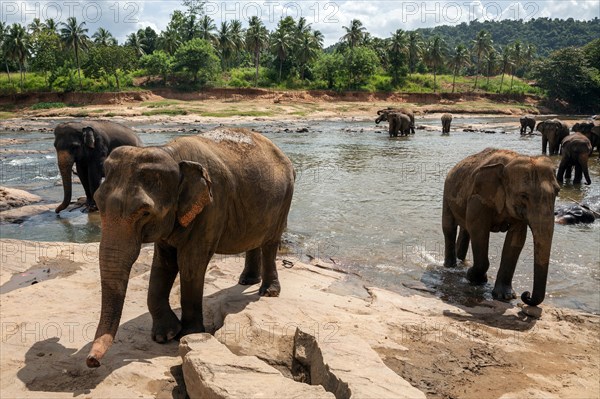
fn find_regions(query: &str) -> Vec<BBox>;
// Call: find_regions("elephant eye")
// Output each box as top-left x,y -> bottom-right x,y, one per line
142,211 -> 150,217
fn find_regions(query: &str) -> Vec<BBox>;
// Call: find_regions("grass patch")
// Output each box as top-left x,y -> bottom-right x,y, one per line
30,102 -> 67,110
143,100 -> 183,108
142,109 -> 189,116
0,111 -> 15,119
198,110 -> 273,117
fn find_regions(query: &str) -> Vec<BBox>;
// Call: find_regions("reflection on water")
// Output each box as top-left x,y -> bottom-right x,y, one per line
1,116 -> 599,313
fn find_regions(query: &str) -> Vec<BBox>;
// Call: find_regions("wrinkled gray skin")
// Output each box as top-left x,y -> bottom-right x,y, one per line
442,148 -> 559,306
557,133 -> 592,185
572,122 -> 600,158
54,120 -> 142,213
86,127 -> 295,368
376,108 -> 415,134
519,116 -> 536,135
441,113 -> 453,134
536,119 -> 570,155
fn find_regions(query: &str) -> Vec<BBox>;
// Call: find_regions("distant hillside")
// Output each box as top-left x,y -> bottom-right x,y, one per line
415,18 -> 600,55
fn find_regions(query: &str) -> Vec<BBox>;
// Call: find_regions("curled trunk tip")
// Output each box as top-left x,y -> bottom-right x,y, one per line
521,291 -> 543,306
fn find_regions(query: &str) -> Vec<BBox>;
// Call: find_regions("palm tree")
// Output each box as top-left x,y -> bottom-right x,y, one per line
296,30 -> 321,80
92,28 -> 116,46
0,22 -> 11,84
407,31 -> 422,75
229,19 -> 245,67
126,31 -> 146,56
43,19 -> 58,34
523,43 -> 536,74
217,21 -> 234,70
270,27 -> 291,81
424,36 -> 445,92
485,48 -> 498,86
245,16 -> 268,86
28,18 -> 43,36
340,19 -> 366,49
5,23 -> 30,89
499,45 -> 513,93
158,28 -> 180,55
451,44 -> 470,93
60,17 -> 89,89
510,40 -> 523,91
198,15 -> 217,45
389,29 -> 408,85
472,29 -> 493,90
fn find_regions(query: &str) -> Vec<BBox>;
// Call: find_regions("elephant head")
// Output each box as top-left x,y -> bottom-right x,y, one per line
375,110 -> 389,124
537,119 -> 569,155
86,146 -> 213,368
476,155 -> 559,306
54,123 -> 89,213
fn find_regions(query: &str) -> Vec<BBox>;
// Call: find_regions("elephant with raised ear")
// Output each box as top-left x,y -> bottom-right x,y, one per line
441,113 -> 453,134
376,107 -> 415,134
442,148 -> 560,306
86,127 -> 295,368
53,120 -> 142,213
557,133 -> 592,185
536,119 -> 570,155
519,116 -> 536,135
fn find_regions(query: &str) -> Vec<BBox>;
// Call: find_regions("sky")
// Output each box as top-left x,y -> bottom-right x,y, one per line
1,0 -> 599,46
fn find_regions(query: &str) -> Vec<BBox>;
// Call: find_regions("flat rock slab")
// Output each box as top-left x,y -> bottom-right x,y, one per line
180,334 -> 333,399
0,186 -> 42,211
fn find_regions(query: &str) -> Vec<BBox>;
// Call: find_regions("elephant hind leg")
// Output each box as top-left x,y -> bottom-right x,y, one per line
239,247 -> 262,285
259,241 -> 281,297
456,227 -> 470,261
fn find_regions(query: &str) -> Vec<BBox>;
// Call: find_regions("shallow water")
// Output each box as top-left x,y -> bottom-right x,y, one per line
1,116 -> 599,313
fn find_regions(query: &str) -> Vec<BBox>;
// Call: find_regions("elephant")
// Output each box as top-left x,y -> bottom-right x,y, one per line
442,148 -> 560,306
441,113 -> 453,134
536,119 -> 570,155
519,116 -> 536,135
54,120 -> 142,213
573,122 -> 600,158
376,107 -> 415,134
379,112 -> 412,137
555,204 -> 596,225
85,127 -> 295,368
557,133 -> 592,185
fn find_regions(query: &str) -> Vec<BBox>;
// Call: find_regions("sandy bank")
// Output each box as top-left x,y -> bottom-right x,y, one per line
0,239 -> 598,398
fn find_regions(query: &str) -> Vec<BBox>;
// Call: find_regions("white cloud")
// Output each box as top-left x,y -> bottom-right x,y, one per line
0,0 -> 597,45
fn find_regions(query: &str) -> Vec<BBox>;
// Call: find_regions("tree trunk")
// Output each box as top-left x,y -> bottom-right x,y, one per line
5,61 -> 11,84
500,70 -> 505,92
510,66 -> 515,91
115,72 -> 120,90
474,55 -> 480,90
254,50 -> 259,87
75,44 -> 82,90
433,64 -> 437,93
278,58 -> 282,82
452,65 -> 457,93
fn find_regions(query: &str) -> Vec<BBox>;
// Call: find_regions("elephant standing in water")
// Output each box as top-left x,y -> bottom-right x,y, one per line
441,113 -> 453,134
381,112 -> 412,137
557,133 -> 592,185
519,116 -> 536,135
536,119 -> 570,155
54,121 -> 142,213
572,121 -> 600,158
442,148 -> 559,306
86,127 -> 295,368
376,107 -> 415,134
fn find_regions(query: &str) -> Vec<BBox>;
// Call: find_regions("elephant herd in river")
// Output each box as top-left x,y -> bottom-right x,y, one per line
48,111 -> 597,368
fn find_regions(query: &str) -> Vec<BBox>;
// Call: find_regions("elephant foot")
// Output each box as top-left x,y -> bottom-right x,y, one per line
444,258 -> 457,268
492,284 -> 517,301
238,273 -> 261,286
259,279 -> 281,297
152,311 -> 182,343
82,203 -> 98,213
178,320 -> 206,339
466,267 -> 488,285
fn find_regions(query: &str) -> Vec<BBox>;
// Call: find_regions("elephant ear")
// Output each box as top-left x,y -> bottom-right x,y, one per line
83,127 -> 95,149
473,163 -> 505,214
177,161 -> 213,228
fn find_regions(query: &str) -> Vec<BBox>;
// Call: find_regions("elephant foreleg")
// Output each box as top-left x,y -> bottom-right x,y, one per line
239,247 -> 262,285
542,136 -> 548,155
492,224 -> 526,301
76,162 -> 92,204
465,199 -> 490,284
456,227 -> 470,261
148,243 -> 181,343
86,161 -> 103,211
442,204 -> 458,267
259,241 -> 281,297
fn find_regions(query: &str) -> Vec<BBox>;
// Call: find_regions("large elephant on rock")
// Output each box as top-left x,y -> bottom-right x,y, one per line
442,148 -> 560,306
441,113 -> 453,134
376,107 -> 415,134
519,116 -> 536,135
557,133 -> 592,185
86,127 -> 295,368
54,120 -> 142,213
536,119 -> 569,155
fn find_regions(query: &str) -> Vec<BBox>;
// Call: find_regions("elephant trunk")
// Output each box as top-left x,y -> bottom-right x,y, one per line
521,219 -> 554,306
375,114 -> 385,124
87,232 -> 141,368
56,150 -> 74,213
